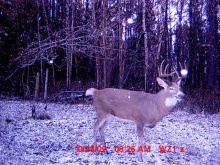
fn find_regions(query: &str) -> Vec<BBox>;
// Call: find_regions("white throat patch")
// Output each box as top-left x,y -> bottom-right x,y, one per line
165,97 -> 177,107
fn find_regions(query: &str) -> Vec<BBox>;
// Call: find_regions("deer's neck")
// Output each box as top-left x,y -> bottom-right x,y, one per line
158,90 -> 177,110
164,97 -> 177,107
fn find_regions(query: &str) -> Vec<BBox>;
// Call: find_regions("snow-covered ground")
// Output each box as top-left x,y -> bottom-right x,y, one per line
0,100 -> 219,165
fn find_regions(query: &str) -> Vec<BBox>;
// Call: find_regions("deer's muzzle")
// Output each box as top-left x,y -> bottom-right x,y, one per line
175,91 -> 185,101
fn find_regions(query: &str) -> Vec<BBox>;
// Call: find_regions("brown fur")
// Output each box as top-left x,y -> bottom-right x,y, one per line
86,78 -> 184,161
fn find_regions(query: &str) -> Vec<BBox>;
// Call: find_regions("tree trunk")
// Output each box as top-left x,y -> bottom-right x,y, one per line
44,68 -> 49,101
188,0 -> 198,89
66,0 -> 73,89
74,53 -> 79,81
36,0 -> 43,85
92,0 -> 101,89
118,0 -> 124,88
34,72 -> 40,101
207,0 -> 218,90
205,0 -> 218,113
102,0 -> 107,88
164,0 -> 169,59
142,0 -> 149,91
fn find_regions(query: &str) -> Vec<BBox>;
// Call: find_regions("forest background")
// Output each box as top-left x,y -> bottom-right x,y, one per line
0,0 -> 219,113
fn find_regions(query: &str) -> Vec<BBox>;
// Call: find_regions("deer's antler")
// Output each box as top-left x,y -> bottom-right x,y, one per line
158,60 -> 175,78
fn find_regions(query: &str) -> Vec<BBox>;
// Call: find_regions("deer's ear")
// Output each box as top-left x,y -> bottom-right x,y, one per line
176,79 -> 181,86
157,77 -> 168,88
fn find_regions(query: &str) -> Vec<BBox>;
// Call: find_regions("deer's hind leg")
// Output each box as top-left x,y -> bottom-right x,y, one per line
99,115 -> 112,145
93,111 -> 111,145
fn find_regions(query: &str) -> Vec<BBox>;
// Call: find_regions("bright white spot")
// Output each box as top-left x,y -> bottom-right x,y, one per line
127,18 -> 133,24
128,95 -> 131,99
181,69 -> 188,76
49,60 -> 53,64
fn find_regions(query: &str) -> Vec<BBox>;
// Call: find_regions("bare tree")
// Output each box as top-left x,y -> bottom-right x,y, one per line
102,0 -> 108,88
142,0 -> 149,91
92,0 -> 101,89
118,0 -> 124,88
66,0 -> 73,89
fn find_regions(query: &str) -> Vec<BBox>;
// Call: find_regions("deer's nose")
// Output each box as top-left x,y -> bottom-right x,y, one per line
175,91 -> 185,101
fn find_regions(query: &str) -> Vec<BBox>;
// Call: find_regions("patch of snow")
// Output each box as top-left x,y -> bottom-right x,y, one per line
0,100 -> 219,164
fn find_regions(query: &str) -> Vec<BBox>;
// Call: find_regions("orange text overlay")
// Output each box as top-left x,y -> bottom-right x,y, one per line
75,145 -> 184,153
75,145 -> 107,152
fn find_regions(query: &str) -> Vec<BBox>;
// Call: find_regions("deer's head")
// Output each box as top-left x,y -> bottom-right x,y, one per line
157,60 -> 188,103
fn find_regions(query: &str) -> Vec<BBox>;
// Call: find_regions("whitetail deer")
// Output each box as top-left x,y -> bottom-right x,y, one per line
85,60 -> 187,161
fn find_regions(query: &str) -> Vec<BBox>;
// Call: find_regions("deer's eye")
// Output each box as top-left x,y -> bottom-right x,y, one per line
169,87 -> 174,91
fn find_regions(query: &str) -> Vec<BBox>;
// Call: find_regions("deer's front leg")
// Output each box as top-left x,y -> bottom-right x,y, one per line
137,124 -> 144,162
